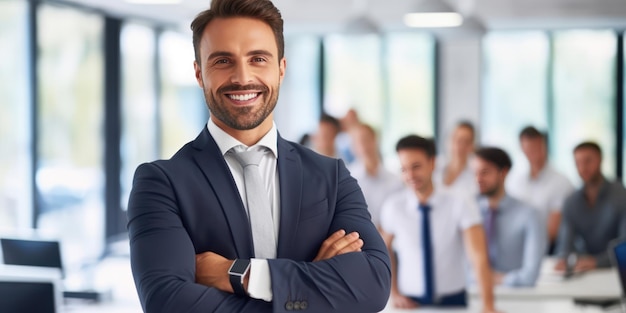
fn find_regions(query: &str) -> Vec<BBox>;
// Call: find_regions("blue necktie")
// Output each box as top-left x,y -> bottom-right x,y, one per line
419,204 -> 435,304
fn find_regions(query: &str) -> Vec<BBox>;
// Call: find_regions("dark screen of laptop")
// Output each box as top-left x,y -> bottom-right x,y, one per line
0,281 -> 56,313
614,242 -> 626,293
0,239 -> 63,271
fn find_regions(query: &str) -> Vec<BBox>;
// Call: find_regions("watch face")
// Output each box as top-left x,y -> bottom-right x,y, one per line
229,259 -> 250,275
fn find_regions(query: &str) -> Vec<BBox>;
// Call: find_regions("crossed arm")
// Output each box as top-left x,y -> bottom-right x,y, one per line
195,229 -> 364,293
128,161 -> 391,313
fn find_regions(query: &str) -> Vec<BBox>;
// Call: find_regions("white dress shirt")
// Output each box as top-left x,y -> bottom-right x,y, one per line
207,119 -> 278,302
506,164 -> 574,220
380,187 -> 482,298
432,155 -> 479,197
347,161 -> 403,227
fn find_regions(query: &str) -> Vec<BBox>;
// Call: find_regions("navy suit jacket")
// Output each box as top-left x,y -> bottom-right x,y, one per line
127,127 -> 391,313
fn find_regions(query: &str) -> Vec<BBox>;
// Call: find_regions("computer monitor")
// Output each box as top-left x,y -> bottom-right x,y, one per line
0,267 -> 63,313
0,238 -> 64,277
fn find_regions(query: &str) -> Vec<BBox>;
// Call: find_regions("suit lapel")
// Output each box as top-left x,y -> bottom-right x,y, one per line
276,137 -> 303,257
191,128 -> 254,258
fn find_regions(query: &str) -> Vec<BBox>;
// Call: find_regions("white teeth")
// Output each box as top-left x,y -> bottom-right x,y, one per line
228,93 -> 258,101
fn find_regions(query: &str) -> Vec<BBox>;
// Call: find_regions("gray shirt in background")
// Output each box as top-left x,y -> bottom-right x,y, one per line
558,178 -> 626,267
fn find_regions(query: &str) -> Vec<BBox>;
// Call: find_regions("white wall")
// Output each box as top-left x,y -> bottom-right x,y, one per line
437,36 -> 483,152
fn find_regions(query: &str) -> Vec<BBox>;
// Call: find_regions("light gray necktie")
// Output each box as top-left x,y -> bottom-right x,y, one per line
232,146 -> 277,259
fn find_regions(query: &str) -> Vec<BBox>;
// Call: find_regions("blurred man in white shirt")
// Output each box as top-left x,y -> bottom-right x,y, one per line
506,126 -> 573,254
348,124 -> 402,229
380,135 -> 499,313
433,121 -> 479,196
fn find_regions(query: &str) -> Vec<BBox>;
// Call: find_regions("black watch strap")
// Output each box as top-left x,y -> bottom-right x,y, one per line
228,259 -> 251,296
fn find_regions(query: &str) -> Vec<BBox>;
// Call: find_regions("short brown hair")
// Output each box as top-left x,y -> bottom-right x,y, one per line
475,147 -> 512,171
519,126 -> 547,141
456,120 -> 476,142
190,0 -> 285,65
320,113 -> 341,134
396,135 -> 437,158
574,141 -> 602,157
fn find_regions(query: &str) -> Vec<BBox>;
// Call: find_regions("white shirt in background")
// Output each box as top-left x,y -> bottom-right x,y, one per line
348,161 -> 403,227
380,188 -> 482,298
506,164 -> 574,221
432,155 -> 479,197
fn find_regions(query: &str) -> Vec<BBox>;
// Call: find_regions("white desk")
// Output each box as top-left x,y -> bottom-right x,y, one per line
62,257 -> 624,313
469,259 -> 621,300
381,299 -> 624,313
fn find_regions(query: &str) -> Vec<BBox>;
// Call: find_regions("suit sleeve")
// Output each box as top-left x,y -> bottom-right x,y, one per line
127,163 -> 271,313
267,160 -> 392,313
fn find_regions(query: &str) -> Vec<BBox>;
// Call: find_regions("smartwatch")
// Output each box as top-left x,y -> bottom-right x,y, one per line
228,259 -> 251,296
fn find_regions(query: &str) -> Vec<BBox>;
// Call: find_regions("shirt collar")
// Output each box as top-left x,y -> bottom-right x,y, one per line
207,118 -> 278,158
527,163 -> 553,181
477,193 -> 513,213
577,176 -> 610,197
406,187 -> 441,210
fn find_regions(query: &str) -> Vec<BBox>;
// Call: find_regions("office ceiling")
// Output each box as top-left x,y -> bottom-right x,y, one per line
64,0 -> 626,33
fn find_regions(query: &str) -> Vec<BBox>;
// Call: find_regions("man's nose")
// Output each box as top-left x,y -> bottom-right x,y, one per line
230,62 -> 253,85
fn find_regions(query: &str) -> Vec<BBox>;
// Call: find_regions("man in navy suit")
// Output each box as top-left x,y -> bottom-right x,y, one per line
127,0 -> 391,312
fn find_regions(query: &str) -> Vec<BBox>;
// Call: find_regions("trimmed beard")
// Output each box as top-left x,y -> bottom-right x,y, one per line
480,185 -> 500,197
205,83 -> 278,131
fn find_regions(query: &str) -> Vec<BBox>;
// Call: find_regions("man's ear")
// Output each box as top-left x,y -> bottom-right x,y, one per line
194,61 -> 203,88
501,168 -> 510,181
278,57 -> 286,85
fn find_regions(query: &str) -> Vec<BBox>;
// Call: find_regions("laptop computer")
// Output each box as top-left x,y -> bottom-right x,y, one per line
0,265 -> 63,313
0,237 -> 102,301
573,238 -> 626,310
0,238 -> 64,276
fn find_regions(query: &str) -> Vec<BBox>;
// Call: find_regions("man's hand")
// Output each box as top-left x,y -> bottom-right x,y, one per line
390,291 -> 418,309
313,229 -> 363,261
554,259 -> 566,272
554,256 -> 597,273
196,252 -> 235,293
492,271 -> 504,285
574,256 -> 597,272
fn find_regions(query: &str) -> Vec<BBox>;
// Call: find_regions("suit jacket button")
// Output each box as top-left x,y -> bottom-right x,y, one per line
285,301 -> 294,310
300,301 -> 308,310
293,301 -> 301,310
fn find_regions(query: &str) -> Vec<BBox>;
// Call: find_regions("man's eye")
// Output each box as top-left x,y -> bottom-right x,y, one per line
215,59 -> 229,64
253,57 -> 266,62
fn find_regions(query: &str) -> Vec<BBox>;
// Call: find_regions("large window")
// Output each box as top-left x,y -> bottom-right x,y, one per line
383,33 -> 436,161
324,34 -> 384,129
483,30 -> 620,185
121,23 -> 158,210
37,4 -> 105,270
324,32 -> 436,167
552,30 -> 617,184
482,32 -> 550,169
274,36 -> 321,142
159,31 -> 206,158
0,0 -> 30,231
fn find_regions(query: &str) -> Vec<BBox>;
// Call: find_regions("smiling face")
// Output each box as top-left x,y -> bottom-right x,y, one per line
194,17 -> 286,132
398,148 -> 435,194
